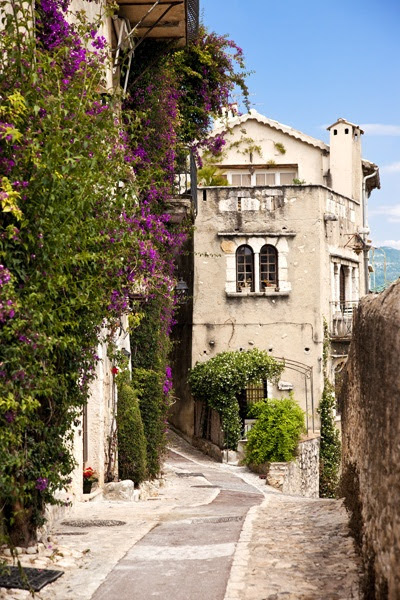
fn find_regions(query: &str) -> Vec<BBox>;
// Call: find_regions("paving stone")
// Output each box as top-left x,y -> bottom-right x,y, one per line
225,493 -> 361,600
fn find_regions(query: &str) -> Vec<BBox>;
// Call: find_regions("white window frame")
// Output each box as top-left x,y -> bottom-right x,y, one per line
228,170 -> 298,187
225,237 -> 291,296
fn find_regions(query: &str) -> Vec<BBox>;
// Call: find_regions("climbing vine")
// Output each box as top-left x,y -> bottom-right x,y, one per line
0,0 -> 250,544
189,349 -> 283,450
0,0 -> 151,545
319,319 -> 342,498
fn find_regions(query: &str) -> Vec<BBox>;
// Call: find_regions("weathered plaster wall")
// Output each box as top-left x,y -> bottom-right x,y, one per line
193,186 -> 330,419
69,316 -> 130,500
340,281 -> 400,599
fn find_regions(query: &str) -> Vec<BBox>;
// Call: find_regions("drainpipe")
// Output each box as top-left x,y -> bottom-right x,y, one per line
361,170 -> 378,294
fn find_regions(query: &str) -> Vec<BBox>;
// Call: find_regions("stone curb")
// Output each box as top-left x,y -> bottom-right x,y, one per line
224,497 -> 270,600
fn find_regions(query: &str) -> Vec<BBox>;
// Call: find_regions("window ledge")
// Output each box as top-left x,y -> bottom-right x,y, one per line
227,290 -> 291,298
218,231 -> 296,238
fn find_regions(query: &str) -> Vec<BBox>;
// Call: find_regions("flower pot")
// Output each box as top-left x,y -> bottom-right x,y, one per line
83,480 -> 92,494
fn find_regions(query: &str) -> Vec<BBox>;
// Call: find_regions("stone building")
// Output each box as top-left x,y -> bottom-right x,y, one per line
170,109 -> 380,445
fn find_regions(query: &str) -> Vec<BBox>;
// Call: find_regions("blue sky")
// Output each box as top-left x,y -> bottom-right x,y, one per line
202,0 -> 400,249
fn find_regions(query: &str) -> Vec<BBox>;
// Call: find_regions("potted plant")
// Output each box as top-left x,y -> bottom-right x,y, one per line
83,466 -> 98,494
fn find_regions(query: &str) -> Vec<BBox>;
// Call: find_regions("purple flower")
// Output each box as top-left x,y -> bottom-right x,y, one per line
4,411 -> 15,423
163,365 -> 173,395
35,477 -> 48,491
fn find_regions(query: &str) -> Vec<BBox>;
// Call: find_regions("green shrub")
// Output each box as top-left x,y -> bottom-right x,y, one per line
116,376 -> 147,485
244,396 -> 306,465
189,349 -> 284,450
132,367 -> 167,478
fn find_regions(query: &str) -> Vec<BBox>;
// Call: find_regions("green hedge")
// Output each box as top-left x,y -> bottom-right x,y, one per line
116,375 -> 147,484
319,378 -> 341,497
132,367 -> 167,478
244,396 -> 305,465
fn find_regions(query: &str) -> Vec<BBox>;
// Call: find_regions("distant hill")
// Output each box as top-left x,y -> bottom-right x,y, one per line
370,246 -> 400,290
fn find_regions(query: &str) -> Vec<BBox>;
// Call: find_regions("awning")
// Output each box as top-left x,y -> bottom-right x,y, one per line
116,0 -> 199,47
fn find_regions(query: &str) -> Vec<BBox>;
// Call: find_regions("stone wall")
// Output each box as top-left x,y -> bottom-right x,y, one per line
266,436 -> 320,498
340,281 -> 400,599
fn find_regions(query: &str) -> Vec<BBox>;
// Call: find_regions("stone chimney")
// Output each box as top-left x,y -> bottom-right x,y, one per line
327,118 -> 363,201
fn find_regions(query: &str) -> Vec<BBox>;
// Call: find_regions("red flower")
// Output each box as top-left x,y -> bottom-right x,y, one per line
83,467 -> 94,479
111,366 -> 119,375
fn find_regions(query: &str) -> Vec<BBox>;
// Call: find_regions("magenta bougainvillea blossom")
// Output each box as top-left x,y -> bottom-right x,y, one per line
0,0 -> 249,542
163,366 -> 173,395
35,477 -> 49,491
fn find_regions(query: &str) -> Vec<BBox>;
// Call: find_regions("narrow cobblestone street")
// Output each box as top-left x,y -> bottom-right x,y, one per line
1,432 -> 362,599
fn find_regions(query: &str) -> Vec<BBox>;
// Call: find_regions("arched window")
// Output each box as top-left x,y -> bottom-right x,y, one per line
260,245 -> 278,290
236,245 -> 254,292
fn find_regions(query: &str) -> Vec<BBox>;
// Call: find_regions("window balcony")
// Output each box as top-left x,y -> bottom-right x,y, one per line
166,149 -> 198,222
330,301 -> 358,339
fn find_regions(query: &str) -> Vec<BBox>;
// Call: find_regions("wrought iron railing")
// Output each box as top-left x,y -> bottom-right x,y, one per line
330,301 -> 358,338
186,0 -> 199,42
172,149 -> 197,212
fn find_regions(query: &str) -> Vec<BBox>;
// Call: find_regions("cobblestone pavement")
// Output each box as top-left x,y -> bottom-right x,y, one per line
1,431 -> 362,599
225,494 -> 362,600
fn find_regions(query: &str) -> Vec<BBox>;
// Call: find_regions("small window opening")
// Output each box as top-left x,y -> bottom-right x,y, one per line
237,197 -> 242,212
260,245 -> 278,290
236,245 -> 254,292
333,129 -> 337,135
202,189 -> 207,202
345,128 -> 349,134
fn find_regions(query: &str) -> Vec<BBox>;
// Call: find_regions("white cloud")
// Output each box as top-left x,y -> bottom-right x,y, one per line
373,239 -> 400,250
361,124 -> 400,136
369,204 -> 400,222
381,161 -> 400,173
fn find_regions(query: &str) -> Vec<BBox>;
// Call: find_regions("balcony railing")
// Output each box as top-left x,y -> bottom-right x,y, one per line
330,301 -> 358,338
172,149 -> 198,212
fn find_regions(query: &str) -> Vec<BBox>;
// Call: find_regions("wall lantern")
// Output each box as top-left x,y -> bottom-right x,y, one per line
175,277 -> 189,302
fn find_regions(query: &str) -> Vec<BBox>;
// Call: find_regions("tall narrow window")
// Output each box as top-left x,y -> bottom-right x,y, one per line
236,245 -> 254,291
260,245 -> 278,289
339,265 -> 346,306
